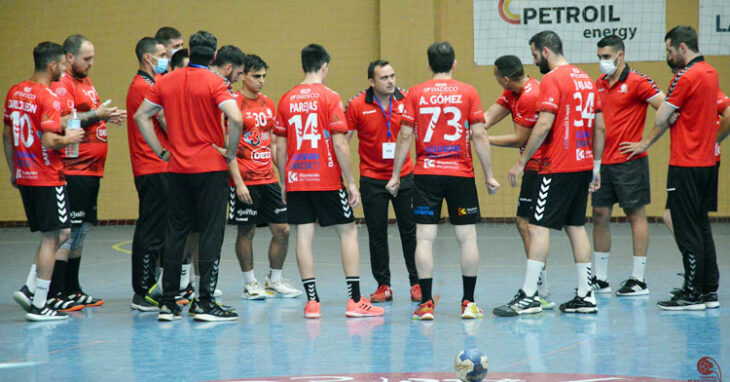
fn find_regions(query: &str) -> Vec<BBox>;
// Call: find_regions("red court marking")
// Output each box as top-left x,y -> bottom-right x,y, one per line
212,371 -> 683,382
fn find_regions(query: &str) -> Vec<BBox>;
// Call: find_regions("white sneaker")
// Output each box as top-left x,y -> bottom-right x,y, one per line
241,280 -> 267,300
213,289 -> 223,298
265,277 -> 303,298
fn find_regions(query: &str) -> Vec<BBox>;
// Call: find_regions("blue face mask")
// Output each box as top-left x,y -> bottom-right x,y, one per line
153,56 -> 169,74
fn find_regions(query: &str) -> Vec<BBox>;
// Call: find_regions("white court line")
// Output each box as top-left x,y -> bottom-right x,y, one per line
560,378 -> 624,382
0,361 -> 43,369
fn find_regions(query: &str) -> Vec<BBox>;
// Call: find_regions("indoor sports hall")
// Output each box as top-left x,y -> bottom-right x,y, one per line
1,1 -> 728,381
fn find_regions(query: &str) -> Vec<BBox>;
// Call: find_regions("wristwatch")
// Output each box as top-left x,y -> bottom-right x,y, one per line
158,149 -> 168,159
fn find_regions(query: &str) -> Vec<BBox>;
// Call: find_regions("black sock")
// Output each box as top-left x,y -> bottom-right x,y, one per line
65,257 -> 81,294
49,260 -> 67,297
419,278 -> 433,303
346,277 -> 360,302
462,275 -> 477,302
302,278 -> 319,302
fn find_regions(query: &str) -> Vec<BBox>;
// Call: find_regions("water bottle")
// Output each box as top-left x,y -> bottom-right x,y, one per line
66,108 -> 81,158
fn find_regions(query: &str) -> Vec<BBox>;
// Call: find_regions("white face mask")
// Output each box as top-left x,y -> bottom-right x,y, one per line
599,56 -> 618,76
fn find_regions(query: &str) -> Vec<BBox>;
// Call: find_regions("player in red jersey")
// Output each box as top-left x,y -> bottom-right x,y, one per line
494,31 -> 606,317
621,26 -> 721,310
484,55 -> 554,309
228,54 -> 301,300
126,37 -> 170,312
345,60 -> 419,303
154,26 -> 184,71
590,35 -> 665,297
386,41 -> 501,320
4,42 -> 84,320
135,31 -> 243,322
50,35 -> 126,309
274,44 -> 383,319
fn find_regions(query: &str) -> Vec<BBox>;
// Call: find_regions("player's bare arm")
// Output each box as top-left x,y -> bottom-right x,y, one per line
590,112 -> 606,193
385,124 -> 414,197
470,122 -> 501,194
134,99 -> 169,161
619,101 -> 674,159
2,123 -> 16,186
718,107 -> 730,143
483,103 -> 511,130
41,128 -> 84,150
489,124 -> 532,148
217,99 -> 243,162
275,135 -> 288,203
508,111 -> 554,187
332,132 -> 360,208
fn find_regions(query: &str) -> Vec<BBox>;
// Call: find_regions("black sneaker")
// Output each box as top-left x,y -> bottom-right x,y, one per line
193,299 -> 238,322
657,289 -> 705,311
67,290 -> 104,307
131,294 -> 160,312
47,293 -> 84,312
158,301 -> 182,321
670,273 -> 686,297
26,304 -> 68,322
615,278 -> 649,296
701,292 -> 719,309
559,291 -> 598,313
13,285 -> 34,313
188,298 -> 236,316
492,289 -> 542,317
590,276 -> 611,294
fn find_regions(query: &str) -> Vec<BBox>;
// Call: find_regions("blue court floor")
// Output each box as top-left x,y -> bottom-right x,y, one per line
0,222 -> 727,381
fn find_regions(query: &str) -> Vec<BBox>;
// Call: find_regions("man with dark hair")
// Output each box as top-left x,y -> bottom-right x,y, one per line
494,31 -> 606,317
5,41 -> 84,320
345,60 -> 419,303
50,34 -> 126,309
155,26 -> 184,57
126,37 -> 170,311
227,54 -> 301,300
275,43 -> 383,319
134,30 -> 244,322
171,48 -> 189,70
210,45 -> 246,85
482,55 -> 554,309
387,41 -> 500,320
589,35 -> 664,297
620,26 -> 720,310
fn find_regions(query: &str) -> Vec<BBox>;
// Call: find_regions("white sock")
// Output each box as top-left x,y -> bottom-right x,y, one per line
522,260 -> 545,296
243,270 -> 256,284
26,264 -> 37,293
593,251 -> 610,281
194,276 -> 201,296
33,278 -> 51,309
157,268 -> 164,292
180,264 -> 192,289
576,262 -> 592,297
538,266 -> 549,296
632,256 -> 647,281
269,269 -> 282,283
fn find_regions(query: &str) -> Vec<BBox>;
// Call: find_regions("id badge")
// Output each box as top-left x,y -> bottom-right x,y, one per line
382,142 -> 396,159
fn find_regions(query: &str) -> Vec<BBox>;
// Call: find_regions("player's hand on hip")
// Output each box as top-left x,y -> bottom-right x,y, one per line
346,182 -> 360,208
618,140 -> 648,160
385,176 -> 400,197
212,143 -> 234,162
508,163 -> 524,187
236,183 -> 253,204
485,177 -> 501,195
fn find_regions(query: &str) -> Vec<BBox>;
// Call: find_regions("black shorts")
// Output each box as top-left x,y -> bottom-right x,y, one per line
516,170 -> 537,218
286,189 -> 354,227
591,156 -> 650,209
19,184 -> 72,232
413,175 -> 480,225
228,182 -> 288,226
529,171 -> 591,230
66,175 -> 100,226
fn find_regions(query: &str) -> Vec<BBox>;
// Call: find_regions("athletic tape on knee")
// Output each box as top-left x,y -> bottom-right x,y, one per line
61,222 -> 92,250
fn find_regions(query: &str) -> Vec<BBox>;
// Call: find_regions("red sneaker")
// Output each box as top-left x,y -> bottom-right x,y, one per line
410,284 -> 422,302
346,298 -> 385,317
304,300 -> 321,319
369,285 -> 393,303
412,299 -> 435,320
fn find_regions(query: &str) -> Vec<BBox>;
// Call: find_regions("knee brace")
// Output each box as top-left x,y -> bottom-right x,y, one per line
60,222 -> 92,250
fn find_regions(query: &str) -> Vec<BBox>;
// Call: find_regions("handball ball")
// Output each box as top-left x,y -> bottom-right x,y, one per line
454,349 -> 489,382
